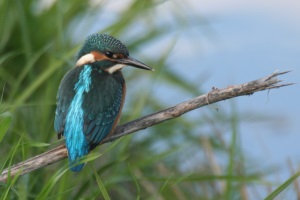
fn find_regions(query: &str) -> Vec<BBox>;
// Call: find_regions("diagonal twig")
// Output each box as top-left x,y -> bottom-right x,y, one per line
0,70 -> 294,182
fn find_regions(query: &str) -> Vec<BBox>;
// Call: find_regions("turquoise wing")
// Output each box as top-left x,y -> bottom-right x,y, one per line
82,70 -> 125,149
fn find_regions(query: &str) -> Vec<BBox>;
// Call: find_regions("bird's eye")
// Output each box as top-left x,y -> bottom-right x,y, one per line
105,51 -> 113,58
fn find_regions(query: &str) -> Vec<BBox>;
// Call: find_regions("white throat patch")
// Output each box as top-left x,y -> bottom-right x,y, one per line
106,64 -> 126,74
76,53 -> 95,67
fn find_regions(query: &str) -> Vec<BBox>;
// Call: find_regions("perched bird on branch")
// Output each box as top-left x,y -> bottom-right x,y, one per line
54,34 -> 153,172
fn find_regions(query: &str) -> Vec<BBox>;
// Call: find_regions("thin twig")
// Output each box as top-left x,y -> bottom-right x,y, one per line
0,71 -> 294,182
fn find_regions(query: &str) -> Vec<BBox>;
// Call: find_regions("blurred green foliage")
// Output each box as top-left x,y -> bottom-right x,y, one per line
0,0 -> 296,199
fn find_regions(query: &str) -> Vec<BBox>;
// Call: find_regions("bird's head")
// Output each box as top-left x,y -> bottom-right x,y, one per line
76,34 -> 153,73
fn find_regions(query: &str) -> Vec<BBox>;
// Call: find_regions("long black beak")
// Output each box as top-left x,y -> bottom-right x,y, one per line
119,56 -> 154,71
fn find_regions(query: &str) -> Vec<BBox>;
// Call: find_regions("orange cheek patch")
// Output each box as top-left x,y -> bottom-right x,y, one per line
76,51 -> 110,67
91,51 -> 108,62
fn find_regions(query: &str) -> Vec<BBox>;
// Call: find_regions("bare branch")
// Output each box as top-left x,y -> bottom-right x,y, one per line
0,71 -> 293,182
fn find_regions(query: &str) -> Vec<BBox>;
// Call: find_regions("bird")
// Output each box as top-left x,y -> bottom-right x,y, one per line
54,33 -> 153,172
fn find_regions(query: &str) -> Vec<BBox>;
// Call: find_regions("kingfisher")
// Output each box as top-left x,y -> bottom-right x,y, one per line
54,33 -> 153,172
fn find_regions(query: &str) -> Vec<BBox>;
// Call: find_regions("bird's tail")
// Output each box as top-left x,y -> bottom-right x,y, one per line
66,144 -> 89,172
70,161 -> 85,172
68,149 -> 88,172
64,128 -> 90,172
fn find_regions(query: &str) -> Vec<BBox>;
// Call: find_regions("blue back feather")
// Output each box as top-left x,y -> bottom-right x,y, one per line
64,65 -> 92,171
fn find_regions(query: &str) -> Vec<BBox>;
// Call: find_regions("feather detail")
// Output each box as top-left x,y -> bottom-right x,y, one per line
64,65 -> 92,172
